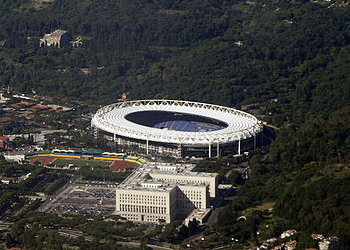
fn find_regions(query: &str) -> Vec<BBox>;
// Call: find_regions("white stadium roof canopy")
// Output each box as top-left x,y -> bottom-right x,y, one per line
91,100 -> 263,145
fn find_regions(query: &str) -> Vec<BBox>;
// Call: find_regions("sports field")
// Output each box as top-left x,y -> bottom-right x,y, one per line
52,158 -> 111,168
28,156 -> 137,172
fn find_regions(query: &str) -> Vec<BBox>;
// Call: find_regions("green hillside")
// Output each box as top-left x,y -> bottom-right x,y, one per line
1,0 -> 350,248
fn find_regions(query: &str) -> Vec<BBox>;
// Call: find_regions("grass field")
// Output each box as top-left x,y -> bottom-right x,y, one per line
52,158 -> 111,169
243,202 -> 275,217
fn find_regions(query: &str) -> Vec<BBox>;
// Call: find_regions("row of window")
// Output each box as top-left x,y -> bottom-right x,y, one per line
120,204 -> 167,214
118,193 -> 167,205
155,177 -> 206,186
178,200 -> 201,209
182,190 -> 203,200
119,213 -> 168,223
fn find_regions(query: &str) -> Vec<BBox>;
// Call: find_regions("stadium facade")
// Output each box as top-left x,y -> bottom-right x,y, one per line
91,100 -> 263,158
115,162 -> 218,223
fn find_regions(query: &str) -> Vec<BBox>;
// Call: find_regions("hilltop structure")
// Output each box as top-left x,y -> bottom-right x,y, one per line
39,29 -> 71,48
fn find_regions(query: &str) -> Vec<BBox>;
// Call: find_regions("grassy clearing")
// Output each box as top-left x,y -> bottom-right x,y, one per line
243,202 -> 275,216
253,202 -> 275,211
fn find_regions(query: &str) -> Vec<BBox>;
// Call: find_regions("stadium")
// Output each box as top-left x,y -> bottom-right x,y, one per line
91,100 -> 263,158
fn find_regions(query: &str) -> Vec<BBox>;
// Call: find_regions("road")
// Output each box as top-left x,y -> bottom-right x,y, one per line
0,222 -> 11,231
58,229 -> 94,241
206,192 -> 238,227
56,233 -> 173,250
118,241 -> 173,250
57,230 -> 171,250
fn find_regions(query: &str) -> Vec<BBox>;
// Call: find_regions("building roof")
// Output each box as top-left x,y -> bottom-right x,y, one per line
92,100 -> 263,145
46,29 -> 68,37
117,162 -> 216,193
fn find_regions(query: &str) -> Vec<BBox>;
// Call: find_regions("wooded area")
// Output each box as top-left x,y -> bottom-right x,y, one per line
1,0 -> 350,249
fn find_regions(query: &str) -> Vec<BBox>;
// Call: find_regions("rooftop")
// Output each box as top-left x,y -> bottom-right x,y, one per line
117,162 -> 216,192
46,29 -> 68,37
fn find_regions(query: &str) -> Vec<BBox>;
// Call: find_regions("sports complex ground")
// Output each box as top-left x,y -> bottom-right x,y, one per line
25,151 -> 143,216
25,149 -> 145,172
27,155 -> 138,172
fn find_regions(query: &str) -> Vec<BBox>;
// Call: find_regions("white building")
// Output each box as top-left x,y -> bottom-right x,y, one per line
319,237 -> 340,250
115,162 -> 218,223
39,30 -> 70,48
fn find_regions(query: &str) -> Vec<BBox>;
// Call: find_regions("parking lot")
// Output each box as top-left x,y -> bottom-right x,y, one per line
40,181 -> 118,215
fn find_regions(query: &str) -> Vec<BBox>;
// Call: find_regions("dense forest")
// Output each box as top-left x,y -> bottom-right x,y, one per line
1,0 -> 349,109
1,0 -> 350,249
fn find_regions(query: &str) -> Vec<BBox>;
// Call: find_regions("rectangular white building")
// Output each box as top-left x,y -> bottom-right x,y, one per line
115,162 -> 218,223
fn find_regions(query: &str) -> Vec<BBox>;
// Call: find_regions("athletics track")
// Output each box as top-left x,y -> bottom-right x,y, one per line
28,156 -> 137,172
